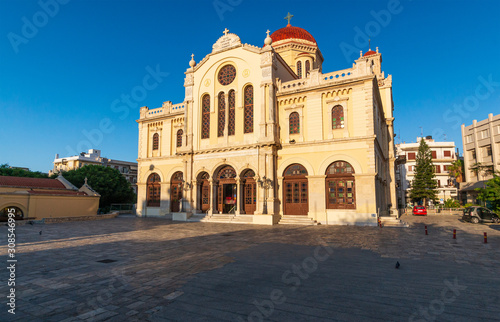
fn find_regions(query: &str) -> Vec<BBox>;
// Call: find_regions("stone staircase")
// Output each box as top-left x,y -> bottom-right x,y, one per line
187,213 -> 254,224
379,216 -> 409,228
278,215 -> 320,225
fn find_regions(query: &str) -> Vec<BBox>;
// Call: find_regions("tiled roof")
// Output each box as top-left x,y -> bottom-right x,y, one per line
363,50 -> 377,57
28,190 -> 88,196
270,25 -> 317,44
0,176 -> 66,189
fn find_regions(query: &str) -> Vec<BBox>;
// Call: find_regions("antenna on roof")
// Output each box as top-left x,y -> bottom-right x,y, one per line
419,126 -> 423,136
444,134 -> 447,141
368,38 -> 371,51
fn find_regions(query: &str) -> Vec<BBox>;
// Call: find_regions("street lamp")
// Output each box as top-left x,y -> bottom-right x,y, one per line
257,176 -> 273,214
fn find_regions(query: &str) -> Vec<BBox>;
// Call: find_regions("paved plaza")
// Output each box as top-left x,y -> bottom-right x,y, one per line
1,214 -> 499,321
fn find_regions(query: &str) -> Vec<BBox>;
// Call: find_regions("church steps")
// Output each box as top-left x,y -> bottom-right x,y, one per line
278,215 -> 320,225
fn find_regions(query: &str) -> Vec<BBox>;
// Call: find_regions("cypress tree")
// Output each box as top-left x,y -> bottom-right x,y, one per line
409,138 -> 438,205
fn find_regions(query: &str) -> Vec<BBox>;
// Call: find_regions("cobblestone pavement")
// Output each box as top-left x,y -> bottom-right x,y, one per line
1,213 -> 499,321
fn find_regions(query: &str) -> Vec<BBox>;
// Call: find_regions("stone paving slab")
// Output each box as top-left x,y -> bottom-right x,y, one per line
0,214 -> 499,321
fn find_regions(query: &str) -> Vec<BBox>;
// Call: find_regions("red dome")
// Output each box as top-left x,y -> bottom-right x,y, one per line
270,24 -> 317,44
363,50 -> 377,57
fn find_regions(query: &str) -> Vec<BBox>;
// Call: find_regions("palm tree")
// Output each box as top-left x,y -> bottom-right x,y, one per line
470,162 -> 485,181
448,159 -> 464,184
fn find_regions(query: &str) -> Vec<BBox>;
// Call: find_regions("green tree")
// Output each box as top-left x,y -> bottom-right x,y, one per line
444,198 -> 460,208
476,174 -> 500,212
60,165 -> 136,209
409,139 -> 438,205
0,163 -> 51,178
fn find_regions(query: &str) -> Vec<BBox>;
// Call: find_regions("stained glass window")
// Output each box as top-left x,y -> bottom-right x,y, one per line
147,173 -> 161,207
176,129 -> 183,147
152,133 -> 159,150
305,60 -> 310,76
202,94 -> 210,139
172,171 -> 183,181
289,112 -> 300,134
244,85 -> 253,133
219,166 -> 236,179
326,161 -> 354,175
228,90 -> 235,136
218,65 -> 236,86
332,105 -> 344,129
242,169 -> 255,178
297,61 -> 302,78
284,164 -> 308,177
218,92 -> 225,137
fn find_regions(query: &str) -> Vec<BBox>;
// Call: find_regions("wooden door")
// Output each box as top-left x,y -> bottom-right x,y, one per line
201,181 -> 210,213
171,183 -> 182,212
244,181 -> 256,214
284,179 -> 308,215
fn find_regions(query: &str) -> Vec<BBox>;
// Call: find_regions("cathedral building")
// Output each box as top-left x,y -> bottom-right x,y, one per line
136,19 -> 397,225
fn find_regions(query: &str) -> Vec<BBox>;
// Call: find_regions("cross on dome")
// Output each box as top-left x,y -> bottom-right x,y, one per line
266,30 -> 270,37
285,12 -> 293,26
191,53 -> 194,60
223,28 -> 229,36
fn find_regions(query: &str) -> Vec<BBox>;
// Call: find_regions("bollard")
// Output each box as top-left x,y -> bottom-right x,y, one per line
453,229 -> 456,239
484,232 -> 487,244
425,225 -> 428,235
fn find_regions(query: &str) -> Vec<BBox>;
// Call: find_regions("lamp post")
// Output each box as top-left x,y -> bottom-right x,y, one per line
257,176 -> 272,214
180,180 -> 192,212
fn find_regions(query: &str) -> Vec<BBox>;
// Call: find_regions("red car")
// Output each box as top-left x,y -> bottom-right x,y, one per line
412,206 -> 427,216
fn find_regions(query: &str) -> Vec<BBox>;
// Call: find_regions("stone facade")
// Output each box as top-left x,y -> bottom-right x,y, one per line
460,113 -> 500,203
136,23 -> 397,225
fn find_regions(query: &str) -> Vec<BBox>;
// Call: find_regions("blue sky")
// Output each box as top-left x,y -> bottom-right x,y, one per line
1,0 -> 499,172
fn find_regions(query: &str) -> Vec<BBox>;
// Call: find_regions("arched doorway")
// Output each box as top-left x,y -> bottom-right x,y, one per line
170,171 -> 183,212
283,164 -> 308,215
242,169 -> 256,214
0,206 -> 24,221
217,166 -> 237,214
326,161 -> 356,209
197,172 -> 210,213
146,173 -> 161,207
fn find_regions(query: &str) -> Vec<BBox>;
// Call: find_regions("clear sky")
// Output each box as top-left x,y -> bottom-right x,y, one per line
1,0 -> 499,172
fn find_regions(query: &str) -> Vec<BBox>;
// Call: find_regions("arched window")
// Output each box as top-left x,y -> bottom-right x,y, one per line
332,105 -> 344,129
201,94 -> 210,139
244,85 -> 253,133
228,90 -> 235,136
218,92 -> 225,137
218,166 -> 237,179
297,61 -> 302,78
176,129 -> 183,147
289,112 -> 300,134
147,173 -> 161,207
305,60 -> 310,76
326,161 -> 356,209
152,133 -> 159,151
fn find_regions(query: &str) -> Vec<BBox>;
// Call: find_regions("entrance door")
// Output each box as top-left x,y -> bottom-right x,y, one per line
198,172 -> 210,213
244,182 -> 256,214
218,184 -> 236,213
216,166 -> 237,214
201,181 -> 210,213
242,169 -> 256,215
283,164 -> 308,216
171,171 -> 183,212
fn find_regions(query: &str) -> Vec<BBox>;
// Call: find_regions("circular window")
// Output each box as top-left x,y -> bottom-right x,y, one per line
218,65 -> 236,86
